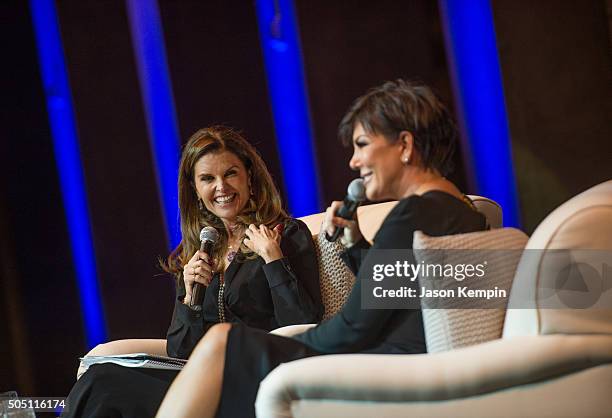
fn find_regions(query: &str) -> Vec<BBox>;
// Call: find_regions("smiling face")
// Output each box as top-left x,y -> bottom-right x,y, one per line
193,150 -> 250,226
349,123 -> 406,201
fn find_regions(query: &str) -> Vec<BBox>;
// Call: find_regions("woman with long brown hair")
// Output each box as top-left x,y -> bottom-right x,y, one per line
164,126 -> 322,358
63,126 -> 322,417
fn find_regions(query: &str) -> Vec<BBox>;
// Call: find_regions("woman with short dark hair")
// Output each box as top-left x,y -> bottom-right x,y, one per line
157,80 -> 487,418
338,79 -> 457,177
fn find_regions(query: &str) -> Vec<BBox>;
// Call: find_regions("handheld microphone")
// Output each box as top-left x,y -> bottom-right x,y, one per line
326,178 -> 366,242
189,226 -> 220,311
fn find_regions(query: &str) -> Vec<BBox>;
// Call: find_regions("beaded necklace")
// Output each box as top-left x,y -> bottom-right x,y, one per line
217,273 -> 226,322
217,232 -> 243,323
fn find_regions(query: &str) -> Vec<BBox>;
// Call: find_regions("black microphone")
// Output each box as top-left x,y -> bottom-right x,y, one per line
189,226 -> 220,311
326,178 -> 366,242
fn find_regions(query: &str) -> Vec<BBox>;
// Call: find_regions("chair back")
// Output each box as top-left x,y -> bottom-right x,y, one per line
469,195 -> 502,229
503,180 -> 612,338
299,195 -> 502,238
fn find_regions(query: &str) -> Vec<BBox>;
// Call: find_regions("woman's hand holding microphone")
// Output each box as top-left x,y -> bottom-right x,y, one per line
322,178 -> 366,247
182,251 -> 213,305
322,200 -> 363,248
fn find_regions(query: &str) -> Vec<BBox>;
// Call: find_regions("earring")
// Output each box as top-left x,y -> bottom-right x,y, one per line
402,156 -> 409,164
248,180 -> 254,196
198,198 -> 204,211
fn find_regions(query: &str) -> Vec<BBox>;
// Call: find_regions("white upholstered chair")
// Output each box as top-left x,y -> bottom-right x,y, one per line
255,181 -> 612,418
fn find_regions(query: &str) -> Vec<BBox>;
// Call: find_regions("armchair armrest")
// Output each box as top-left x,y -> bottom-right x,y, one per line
256,335 -> 612,417
270,324 -> 317,337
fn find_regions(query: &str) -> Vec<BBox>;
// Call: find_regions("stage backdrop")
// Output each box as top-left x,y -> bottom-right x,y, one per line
1,0 -> 610,397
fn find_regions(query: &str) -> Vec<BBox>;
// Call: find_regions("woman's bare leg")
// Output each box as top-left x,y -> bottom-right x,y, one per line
156,323 -> 232,418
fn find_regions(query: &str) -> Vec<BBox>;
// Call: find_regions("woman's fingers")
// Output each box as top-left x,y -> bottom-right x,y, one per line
193,262 -> 211,276
259,224 -> 280,241
332,217 -> 355,228
182,264 -> 195,305
259,224 -> 270,237
320,200 -> 363,247
197,251 -> 211,265
183,263 -> 211,304
244,224 -> 281,257
323,201 -> 343,236
184,281 -> 193,305
194,264 -> 212,285
183,251 -> 214,303
243,236 -> 254,252
272,224 -> 282,242
246,223 -> 268,239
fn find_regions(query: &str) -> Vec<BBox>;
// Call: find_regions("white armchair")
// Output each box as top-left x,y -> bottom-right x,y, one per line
255,181 -> 612,418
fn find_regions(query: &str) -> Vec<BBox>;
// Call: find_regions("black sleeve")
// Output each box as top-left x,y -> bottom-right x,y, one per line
294,200 -> 417,353
339,238 -> 371,274
262,218 -> 323,326
165,277 -> 214,359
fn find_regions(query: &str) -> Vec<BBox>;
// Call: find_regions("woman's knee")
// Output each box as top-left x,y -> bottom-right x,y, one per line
84,342 -> 109,357
191,323 -> 232,361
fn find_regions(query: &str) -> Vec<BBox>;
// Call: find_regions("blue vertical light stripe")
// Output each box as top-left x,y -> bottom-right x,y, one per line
440,0 -> 520,227
29,0 -> 107,347
255,0 -> 321,216
126,0 -> 181,248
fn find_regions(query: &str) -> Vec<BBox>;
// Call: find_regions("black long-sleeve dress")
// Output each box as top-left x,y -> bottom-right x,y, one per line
217,191 -> 486,417
62,218 -> 322,418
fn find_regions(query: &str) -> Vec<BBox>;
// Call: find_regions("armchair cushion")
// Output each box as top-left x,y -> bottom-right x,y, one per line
256,335 -> 612,417
269,324 -> 317,338
413,228 -> 528,353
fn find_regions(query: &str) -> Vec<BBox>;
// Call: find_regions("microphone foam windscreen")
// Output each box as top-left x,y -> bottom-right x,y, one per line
347,178 -> 366,202
200,226 -> 220,243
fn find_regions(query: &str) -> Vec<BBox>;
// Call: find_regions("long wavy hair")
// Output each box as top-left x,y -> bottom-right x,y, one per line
162,126 -> 287,277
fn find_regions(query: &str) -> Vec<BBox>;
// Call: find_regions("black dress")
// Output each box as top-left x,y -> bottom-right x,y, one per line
62,218 -> 322,418
217,191 -> 486,418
